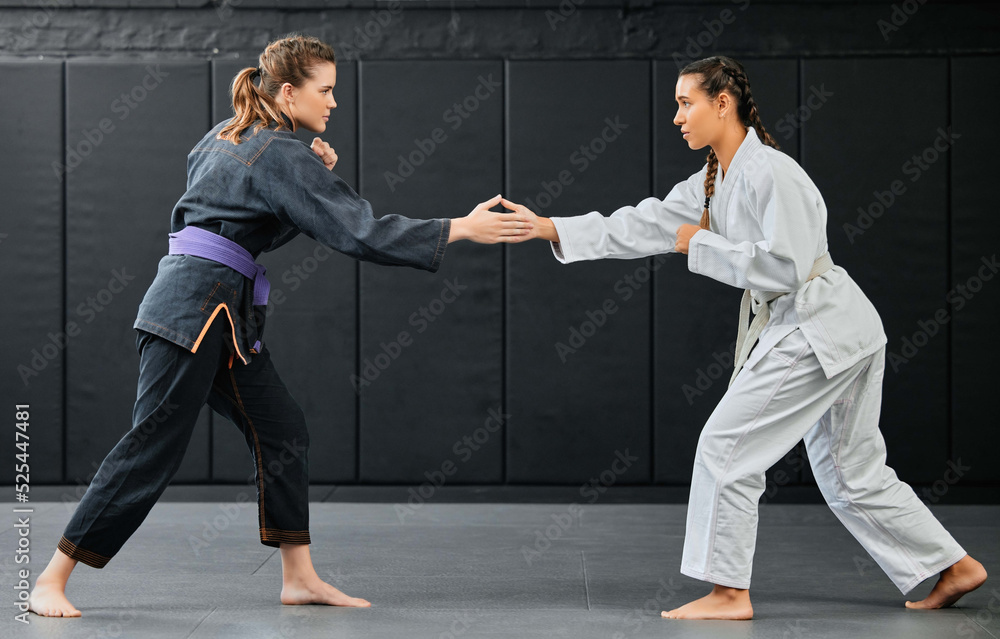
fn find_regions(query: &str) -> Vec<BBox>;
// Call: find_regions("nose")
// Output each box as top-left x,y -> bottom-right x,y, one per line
673,110 -> 683,127
329,95 -> 337,109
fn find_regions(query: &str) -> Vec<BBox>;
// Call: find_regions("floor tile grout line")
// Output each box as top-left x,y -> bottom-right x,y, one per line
967,609 -> 999,639
251,549 -> 279,576
183,606 -> 218,639
581,550 -> 591,611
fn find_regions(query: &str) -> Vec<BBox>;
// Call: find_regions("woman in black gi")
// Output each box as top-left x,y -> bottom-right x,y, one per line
28,33 -> 531,617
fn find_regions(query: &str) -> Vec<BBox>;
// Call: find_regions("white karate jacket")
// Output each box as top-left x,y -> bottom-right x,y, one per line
549,126 -> 887,379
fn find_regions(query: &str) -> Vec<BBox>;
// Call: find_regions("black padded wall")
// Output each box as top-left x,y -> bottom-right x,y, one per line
951,56 -> 1000,484
0,60 -> 64,484
64,60 -> 213,483
359,61 -> 504,482
506,60 -> 652,483
802,58 -> 949,484
1,1 -> 996,496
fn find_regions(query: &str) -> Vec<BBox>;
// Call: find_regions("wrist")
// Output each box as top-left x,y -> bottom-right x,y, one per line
539,217 -> 559,242
448,217 -> 469,243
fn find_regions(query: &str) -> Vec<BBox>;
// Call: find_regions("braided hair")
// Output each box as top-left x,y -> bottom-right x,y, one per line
678,56 -> 782,230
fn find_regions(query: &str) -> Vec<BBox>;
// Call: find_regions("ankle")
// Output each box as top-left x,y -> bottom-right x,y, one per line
33,573 -> 65,589
712,585 -> 748,599
282,571 -> 319,586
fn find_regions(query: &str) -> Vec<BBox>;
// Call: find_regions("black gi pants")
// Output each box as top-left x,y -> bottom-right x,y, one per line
58,316 -> 311,568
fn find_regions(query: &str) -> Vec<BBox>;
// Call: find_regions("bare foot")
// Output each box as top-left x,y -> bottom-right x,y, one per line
28,577 -> 82,617
280,576 -> 371,607
661,585 -> 753,620
905,555 -> 987,609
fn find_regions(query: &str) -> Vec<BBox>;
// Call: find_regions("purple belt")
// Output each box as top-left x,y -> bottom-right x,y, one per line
168,225 -> 269,352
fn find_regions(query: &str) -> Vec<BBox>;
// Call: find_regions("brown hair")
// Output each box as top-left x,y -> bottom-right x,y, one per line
217,33 -> 337,144
678,56 -> 781,230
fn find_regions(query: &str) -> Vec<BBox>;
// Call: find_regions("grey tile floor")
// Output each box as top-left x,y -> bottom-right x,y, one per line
2,500 -> 998,638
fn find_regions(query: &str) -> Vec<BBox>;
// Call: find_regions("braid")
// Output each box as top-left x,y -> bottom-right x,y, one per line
726,65 -> 781,152
680,56 -> 777,231
700,149 -> 717,230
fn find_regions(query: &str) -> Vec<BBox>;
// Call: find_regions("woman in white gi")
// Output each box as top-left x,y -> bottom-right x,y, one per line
501,55 -> 987,620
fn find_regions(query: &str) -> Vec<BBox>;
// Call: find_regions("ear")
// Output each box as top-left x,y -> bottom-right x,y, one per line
717,91 -> 732,117
279,81 -> 297,102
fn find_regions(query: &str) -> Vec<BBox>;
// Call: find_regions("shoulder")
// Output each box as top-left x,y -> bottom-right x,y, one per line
744,145 -> 820,200
189,119 -> 310,169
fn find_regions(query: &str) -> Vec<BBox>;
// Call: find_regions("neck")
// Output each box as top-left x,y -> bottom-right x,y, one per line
713,124 -> 749,176
275,100 -> 296,132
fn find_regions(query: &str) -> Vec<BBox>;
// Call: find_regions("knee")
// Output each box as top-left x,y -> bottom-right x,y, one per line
282,409 -> 310,453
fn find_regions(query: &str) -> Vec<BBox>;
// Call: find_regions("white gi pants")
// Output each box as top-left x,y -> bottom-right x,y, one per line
680,325 -> 967,594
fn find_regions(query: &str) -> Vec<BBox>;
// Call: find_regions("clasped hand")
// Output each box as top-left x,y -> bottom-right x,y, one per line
307,140 -> 697,249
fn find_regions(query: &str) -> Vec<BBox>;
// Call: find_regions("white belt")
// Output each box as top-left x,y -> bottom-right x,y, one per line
729,251 -> 834,387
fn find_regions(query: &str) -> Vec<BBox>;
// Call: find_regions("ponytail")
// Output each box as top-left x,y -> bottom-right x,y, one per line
217,33 -> 337,145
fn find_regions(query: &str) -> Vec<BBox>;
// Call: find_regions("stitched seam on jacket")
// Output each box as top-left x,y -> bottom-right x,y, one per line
133,319 -> 195,349
190,136 -> 275,167
796,301 -> 840,359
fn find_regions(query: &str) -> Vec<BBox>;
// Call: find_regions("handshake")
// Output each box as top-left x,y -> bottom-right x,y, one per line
449,194 -> 558,245
307,140 -> 556,246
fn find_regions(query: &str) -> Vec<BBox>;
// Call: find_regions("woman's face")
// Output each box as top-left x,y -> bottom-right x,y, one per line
284,62 -> 338,133
672,74 -> 724,151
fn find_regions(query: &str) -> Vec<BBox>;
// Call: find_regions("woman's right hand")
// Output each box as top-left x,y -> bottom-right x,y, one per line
449,195 -> 534,244
500,197 -> 559,243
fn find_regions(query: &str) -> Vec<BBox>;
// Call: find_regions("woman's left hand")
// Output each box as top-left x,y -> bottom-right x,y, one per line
675,224 -> 702,254
311,137 -> 338,170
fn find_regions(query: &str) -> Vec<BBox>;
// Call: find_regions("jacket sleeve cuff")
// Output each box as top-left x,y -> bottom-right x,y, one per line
429,218 -> 450,272
549,216 -> 575,264
686,228 -> 711,275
